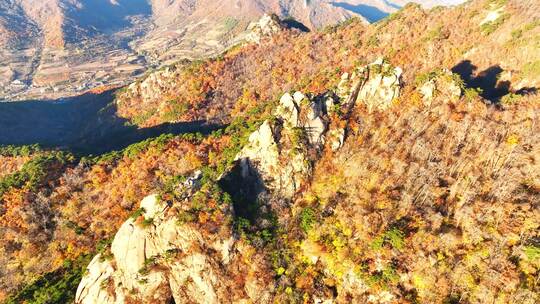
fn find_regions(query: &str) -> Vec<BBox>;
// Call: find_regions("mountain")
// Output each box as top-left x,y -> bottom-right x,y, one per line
0,0 -> 359,101
1,0 -> 539,303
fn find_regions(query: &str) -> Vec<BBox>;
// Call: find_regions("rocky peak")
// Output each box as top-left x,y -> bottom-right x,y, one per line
75,170 -> 272,304
338,58 -> 402,112
232,90 -> 344,199
245,13 -> 286,44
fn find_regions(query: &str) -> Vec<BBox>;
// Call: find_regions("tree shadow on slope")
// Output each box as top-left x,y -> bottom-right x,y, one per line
218,158 -> 279,246
452,60 -> 510,100
282,18 -> 311,32
450,60 -> 536,103
0,90 -> 221,155
218,158 -> 266,223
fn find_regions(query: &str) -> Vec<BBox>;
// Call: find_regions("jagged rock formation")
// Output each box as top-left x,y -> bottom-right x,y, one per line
75,88 -> 355,303
418,69 -> 463,106
75,171 -> 272,304
124,66 -> 179,105
245,14 -> 286,44
234,91 -> 344,198
338,58 -> 402,112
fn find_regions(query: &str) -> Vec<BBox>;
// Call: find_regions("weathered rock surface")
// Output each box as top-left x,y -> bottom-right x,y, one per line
125,66 -> 178,105
234,91 -> 346,198
418,69 -> 462,106
75,171 -> 269,304
76,256 -> 117,304
245,14 -> 286,44
338,58 -> 402,112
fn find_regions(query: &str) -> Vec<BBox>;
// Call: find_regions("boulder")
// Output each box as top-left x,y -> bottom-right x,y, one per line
419,79 -> 437,103
275,92 -> 300,127
418,69 -> 462,106
328,128 -> 346,151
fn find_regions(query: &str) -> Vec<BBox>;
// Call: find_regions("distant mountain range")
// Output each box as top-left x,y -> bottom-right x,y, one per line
0,0 -> 464,100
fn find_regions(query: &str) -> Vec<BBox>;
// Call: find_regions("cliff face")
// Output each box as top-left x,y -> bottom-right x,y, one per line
75,175 -> 270,304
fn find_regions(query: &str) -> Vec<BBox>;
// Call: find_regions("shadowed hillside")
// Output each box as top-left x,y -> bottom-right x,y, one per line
331,2 -> 390,22
0,92 -> 219,154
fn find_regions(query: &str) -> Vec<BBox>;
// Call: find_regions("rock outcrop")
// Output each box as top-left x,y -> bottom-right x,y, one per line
338,58 -> 402,112
76,87 -> 356,303
418,69 -> 463,106
75,58 -> 411,302
121,66 -> 179,106
75,171 -> 271,304
127,67 -> 176,101
234,91 -> 343,198
245,14 -> 286,44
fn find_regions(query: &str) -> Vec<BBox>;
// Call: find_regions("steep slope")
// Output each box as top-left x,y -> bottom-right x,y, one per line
77,55 -> 539,303
0,1 -> 38,48
16,0 -> 66,49
392,0 -> 465,7
134,0 -> 362,66
0,1 -> 41,88
15,0 -> 151,48
0,0 -> 539,303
